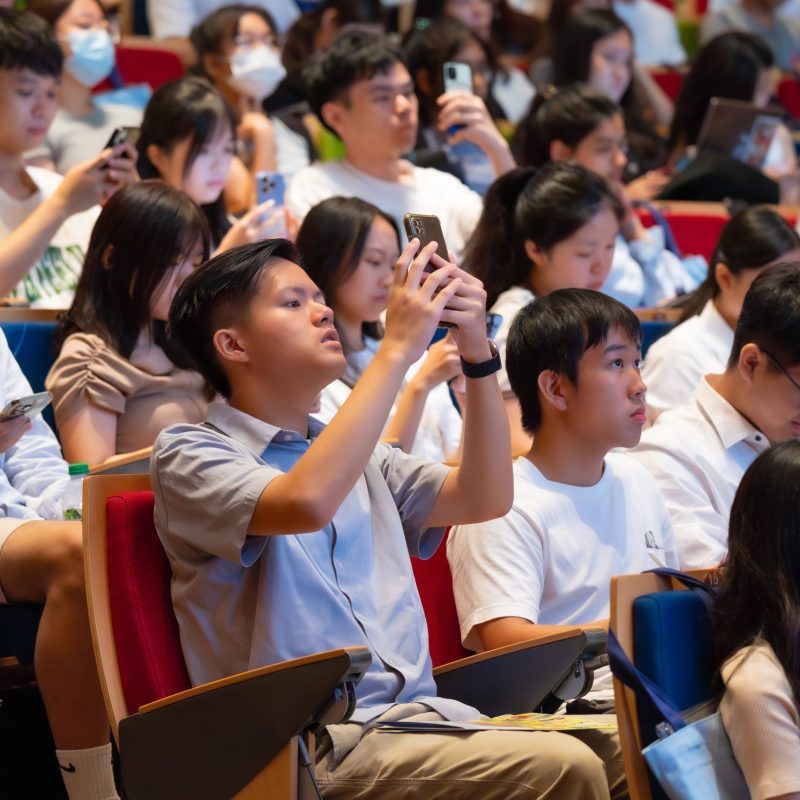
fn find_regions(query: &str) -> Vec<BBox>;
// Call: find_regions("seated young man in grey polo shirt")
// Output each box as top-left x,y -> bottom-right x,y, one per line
151,237 -> 625,799
630,262 -> 800,569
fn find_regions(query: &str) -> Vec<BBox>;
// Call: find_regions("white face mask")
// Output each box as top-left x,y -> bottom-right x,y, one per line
64,28 -> 116,87
228,45 -> 286,101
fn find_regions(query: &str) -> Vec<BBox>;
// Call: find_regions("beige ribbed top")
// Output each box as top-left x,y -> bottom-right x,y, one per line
721,639 -> 800,800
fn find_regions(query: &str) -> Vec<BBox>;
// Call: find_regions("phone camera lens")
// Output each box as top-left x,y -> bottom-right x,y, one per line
414,220 -> 424,234
447,67 -> 456,79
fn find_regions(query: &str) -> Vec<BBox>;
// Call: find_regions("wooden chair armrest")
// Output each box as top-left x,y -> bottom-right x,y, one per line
433,629 -> 603,717
635,307 -> 683,323
119,646 -> 371,800
89,447 -> 152,475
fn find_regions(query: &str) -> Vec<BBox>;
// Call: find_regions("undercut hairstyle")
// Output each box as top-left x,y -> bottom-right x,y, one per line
296,196 -> 399,347
0,9 -> 63,77
512,83 -> 620,167
711,440 -> 800,709
728,261 -> 800,369
464,163 -> 624,308
678,206 -> 800,322
304,29 -> 408,133
169,238 -> 300,398
57,180 -> 211,362
507,288 -> 642,434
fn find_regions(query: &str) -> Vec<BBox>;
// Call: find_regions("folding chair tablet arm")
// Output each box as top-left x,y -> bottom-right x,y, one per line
433,628 -> 606,717
118,646 -> 371,800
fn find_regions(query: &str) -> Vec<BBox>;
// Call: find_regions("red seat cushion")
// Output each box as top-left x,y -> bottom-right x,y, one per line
650,69 -> 684,102
93,44 -> 184,94
106,491 -> 190,714
411,530 -> 470,668
637,209 -> 728,262
778,77 -> 800,119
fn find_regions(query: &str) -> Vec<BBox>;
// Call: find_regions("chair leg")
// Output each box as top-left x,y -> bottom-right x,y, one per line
233,738 -> 299,800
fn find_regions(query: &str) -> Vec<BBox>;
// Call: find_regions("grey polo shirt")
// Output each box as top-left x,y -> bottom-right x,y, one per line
151,402 -> 476,723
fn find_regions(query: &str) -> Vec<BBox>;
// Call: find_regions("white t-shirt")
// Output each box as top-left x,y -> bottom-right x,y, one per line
447,453 -> 677,697
642,300 -> 733,422
491,68 -> 537,125
0,166 -> 99,307
629,377 -> 770,569
147,0 -> 300,38
313,336 -> 463,462
286,159 -> 483,261
612,0 -> 687,67
489,285 -> 535,394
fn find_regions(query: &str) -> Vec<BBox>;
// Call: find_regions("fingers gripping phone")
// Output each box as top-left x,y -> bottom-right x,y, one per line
443,62 -> 473,135
0,391 -> 52,423
255,171 -> 286,206
103,126 -> 140,154
403,213 -> 456,328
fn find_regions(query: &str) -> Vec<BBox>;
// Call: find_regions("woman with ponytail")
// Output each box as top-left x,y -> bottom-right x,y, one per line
643,206 -> 800,421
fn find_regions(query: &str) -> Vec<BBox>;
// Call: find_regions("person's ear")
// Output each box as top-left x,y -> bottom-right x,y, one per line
537,369 -> 569,413
213,327 -> 250,365
100,243 -> 114,271
714,262 -> 734,293
549,139 -> 574,163
737,342 -> 763,385
320,100 -> 347,139
145,143 -> 170,176
523,238 -> 545,268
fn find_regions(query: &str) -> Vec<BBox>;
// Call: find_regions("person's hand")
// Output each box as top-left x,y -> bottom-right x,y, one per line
610,179 -> 646,242
382,239 -> 462,369
625,169 -> 671,202
53,143 -> 138,215
437,91 -> 508,157
237,110 -> 275,147
0,416 -> 31,454
411,333 -> 461,392
216,199 -> 287,253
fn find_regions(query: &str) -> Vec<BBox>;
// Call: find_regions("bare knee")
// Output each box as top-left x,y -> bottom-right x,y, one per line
39,522 -> 86,604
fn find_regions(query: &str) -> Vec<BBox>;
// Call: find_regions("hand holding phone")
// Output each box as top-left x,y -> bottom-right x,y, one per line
255,171 -> 285,207
442,62 -> 473,135
103,126 -> 140,156
0,391 -> 52,423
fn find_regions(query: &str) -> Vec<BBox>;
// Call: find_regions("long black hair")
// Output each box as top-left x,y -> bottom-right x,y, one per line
512,82 -> 620,167
295,196 -> 400,347
137,77 -> 236,247
464,163 -> 624,308
711,440 -> 800,708
677,206 -> 800,322
554,10 -> 664,171
56,181 -> 211,362
667,32 -> 774,160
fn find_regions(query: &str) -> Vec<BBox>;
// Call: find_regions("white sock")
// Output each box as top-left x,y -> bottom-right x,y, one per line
55,743 -> 120,800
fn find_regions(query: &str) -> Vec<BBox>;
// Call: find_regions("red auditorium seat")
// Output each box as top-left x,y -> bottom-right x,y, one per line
94,44 -> 184,94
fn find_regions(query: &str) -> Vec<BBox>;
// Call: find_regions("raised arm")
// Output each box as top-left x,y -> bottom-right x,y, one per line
248,241 -> 463,535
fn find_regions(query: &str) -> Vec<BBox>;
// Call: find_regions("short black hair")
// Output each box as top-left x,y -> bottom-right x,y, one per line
507,289 -> 642,434
0,9 -> 62,77
304,29 -> 407,133
168,238 -> 300,399
728,261 -> 800,369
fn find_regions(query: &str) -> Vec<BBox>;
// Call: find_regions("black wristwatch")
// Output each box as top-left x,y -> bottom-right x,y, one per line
460,339 -> 501,379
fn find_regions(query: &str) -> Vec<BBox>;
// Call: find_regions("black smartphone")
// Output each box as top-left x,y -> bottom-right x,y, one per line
402,213 -> 449,272
103,126 -> 140,154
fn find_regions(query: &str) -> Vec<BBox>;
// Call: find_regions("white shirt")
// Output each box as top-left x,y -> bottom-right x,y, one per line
286,159 -> 483,261
612,0 -> 687,67
629,377 -> 770,570
643,300 -> 733,422
491,68 -> 537,125
0,166 -> 99,307
0,329 -> 69,522
489,285 -> 535,394
447,453 -> 677,697
313,337 -> 463,462
147,0 -> 300,38
709,0 -> 800,14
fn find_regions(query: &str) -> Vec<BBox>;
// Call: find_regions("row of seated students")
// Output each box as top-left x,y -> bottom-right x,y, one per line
0,2 -> 800,799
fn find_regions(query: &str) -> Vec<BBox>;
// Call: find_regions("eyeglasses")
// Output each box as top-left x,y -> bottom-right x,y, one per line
65,19 -> 121,44
763,348 -> 800,393
233,33 -> 278,50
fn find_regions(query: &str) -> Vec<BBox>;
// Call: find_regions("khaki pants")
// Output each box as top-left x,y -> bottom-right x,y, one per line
315,705 -> 627,799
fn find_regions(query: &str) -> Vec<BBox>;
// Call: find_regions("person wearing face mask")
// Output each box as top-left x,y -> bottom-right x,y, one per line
190,4 -> 313,213
25,0 -> 143,175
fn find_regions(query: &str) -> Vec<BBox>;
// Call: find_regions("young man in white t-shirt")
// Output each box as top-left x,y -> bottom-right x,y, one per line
448,289 -> 677,704
0,10 -> 136,307
286,30 -> 509,258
